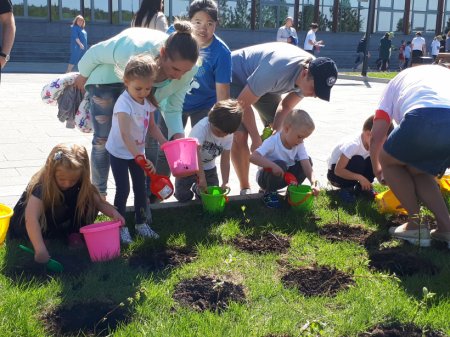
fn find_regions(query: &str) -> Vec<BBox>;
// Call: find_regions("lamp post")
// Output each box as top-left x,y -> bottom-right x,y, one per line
361,0 -> 376,76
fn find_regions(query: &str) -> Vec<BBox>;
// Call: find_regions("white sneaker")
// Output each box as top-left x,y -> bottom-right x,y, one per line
240,188 -> 252,196
120,227 -> 134,245
135,223 -> 159,239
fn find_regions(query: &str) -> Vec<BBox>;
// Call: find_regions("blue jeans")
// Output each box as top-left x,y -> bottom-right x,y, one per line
109,153 -> 149,224
86,83 -> 124,195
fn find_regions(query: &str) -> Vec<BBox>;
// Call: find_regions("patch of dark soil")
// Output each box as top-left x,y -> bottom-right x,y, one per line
368,248 -> 439,276
281,265 -> 355,297
358,323 -> 447,336
232,232 -> 290,254
172,276 -> 246,312
42,300 -> 131,337
128,247 -> 196,271
319,223 -> 372,244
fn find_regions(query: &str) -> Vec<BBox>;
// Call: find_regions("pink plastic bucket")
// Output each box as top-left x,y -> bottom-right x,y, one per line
80,220 -> 122,262
161,138 -> 199,177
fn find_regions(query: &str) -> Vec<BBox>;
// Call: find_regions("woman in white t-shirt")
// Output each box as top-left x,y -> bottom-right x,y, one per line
370,65 -> 450,247
106,54 -> 167,244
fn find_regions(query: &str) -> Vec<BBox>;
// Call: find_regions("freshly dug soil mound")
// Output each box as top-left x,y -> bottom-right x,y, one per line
281,265 -> 355,297
232,232 -> 290,254
172,276 -> 245,312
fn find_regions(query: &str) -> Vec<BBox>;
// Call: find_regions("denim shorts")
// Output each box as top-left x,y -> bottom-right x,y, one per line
383,107 -> 450,176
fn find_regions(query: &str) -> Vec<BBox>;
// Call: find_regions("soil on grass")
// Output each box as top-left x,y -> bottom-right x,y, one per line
358,322 -> 448,336
42,300 -> 131,337
127,247 -> 196,271
231,232 -> 290,254
281,265 -> 355,297
368,248 -> 439,276
172,276 -> 246,312
319,223 -> 372,244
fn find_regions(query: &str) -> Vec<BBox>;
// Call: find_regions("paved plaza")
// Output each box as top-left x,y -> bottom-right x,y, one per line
0,65 -> 388,208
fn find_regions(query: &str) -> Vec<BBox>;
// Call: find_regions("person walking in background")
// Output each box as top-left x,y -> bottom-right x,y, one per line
353,35 -> 367,70
303,23 -> 323,55
378,33 -> 391,71
446,31 -> 450,52
0,0 -> 16,71
398,40 -> 406,70
66,15 -> 87,73
74,23 -> 199,199
277,16 -> 298,46
404,41 -> 411,69
411,31 -> 426,66
431,36 -> 442,61
8,143 -> 124,264
131,0 -> 168,32
370,65 -> 450,247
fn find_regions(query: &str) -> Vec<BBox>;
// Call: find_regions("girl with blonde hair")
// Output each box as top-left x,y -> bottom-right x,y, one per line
8,143 -> 124,264
66,15 -> 87,73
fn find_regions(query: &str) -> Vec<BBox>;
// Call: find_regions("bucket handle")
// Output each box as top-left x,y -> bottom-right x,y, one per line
287,192 -> 313,206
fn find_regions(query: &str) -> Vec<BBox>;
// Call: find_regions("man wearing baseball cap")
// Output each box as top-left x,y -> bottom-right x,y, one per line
230,42 -> 338,195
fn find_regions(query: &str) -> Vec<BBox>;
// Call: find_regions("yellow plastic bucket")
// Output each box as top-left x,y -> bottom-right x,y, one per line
437,175 -> 450,193
375,189 -> 407,215
287,185 -> 314,212
0,203 -> 14,244
201,186 -> 230,213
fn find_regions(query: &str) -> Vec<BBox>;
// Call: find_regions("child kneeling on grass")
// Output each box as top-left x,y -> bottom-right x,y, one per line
250,109 -> 320,208
327,114 -> 394,202
8,143 -> 124,264
174,99 -> 243,201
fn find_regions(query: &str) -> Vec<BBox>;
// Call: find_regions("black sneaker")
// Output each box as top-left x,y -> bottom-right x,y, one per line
262,192 -> 281,208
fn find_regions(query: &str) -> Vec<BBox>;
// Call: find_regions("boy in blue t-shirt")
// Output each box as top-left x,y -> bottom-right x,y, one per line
183,0 -> 232,127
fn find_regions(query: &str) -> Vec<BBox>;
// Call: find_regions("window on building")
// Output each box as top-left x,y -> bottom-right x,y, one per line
92,0 -> 109,21
377,10 -> 392,32
170,0 -> 190,20
413,0 -> 426,11
426,13 -> 437,32
11,0 -> 25,17
61,0 -> 81,20
412,12 -> 425,31
112,0 -> 140,24
218,0 -> 251,29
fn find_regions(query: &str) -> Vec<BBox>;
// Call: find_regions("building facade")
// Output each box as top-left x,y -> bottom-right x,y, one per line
11,0 -> 450,34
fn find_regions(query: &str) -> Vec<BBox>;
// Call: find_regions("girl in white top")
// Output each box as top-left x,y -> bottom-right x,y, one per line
276,17 -> 298,45
106,54 -> 167,244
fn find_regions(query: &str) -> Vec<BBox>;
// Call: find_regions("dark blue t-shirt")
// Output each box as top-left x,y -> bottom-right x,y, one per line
183,35 -> 231,112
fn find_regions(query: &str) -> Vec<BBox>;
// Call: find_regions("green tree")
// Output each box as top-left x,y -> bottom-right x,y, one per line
299,4 -> 328,32
218,0 -> 250,29
328,0 -> 360,32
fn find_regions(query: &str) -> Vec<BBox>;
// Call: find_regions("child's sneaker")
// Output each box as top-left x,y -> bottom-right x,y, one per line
338,188 -> 356,203
120,227 -> 134,245
135,223 -> 159,239
262,192 -> 281,209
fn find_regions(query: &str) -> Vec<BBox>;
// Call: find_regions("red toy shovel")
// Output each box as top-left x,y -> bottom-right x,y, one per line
135,155 -> 174,200
264,168 -> 298,185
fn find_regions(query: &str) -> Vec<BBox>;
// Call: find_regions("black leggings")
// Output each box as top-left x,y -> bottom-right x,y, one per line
109,154 -> 148,224
327,155 -> 374,189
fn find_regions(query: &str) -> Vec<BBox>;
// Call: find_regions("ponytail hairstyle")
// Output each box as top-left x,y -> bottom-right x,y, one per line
25,143 -> 100,231
164,20 -> 199,64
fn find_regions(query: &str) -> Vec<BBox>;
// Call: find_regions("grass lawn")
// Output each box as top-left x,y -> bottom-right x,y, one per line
1,190 -> 449,337
341,72 -> 399,80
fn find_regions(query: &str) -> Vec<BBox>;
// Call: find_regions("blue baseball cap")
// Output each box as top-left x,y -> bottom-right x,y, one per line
309,57 -> 338,101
